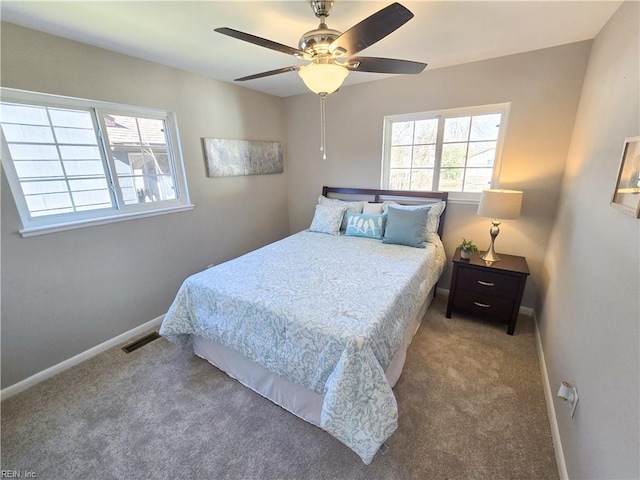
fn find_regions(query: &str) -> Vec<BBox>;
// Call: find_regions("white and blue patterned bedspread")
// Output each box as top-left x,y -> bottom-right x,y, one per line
160,231 -> 445,463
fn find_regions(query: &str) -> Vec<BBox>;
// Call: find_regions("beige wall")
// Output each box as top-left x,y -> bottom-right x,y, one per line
2,8 -> 638,477
0,23 -> 288,388
539,2 -> 639,478
284,41 -> 591,309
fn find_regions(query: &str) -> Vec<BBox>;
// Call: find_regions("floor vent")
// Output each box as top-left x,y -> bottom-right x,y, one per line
122,332 -> 161,353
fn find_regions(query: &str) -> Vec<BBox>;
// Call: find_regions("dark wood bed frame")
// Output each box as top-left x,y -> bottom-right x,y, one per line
322,186 -> 449,239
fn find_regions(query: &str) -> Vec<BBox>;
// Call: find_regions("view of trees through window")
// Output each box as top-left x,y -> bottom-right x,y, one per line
387,111 -> 504,193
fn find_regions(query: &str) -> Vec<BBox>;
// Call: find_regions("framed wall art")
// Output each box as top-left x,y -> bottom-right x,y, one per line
611,136 -> 640,218
202,138 -> 283,178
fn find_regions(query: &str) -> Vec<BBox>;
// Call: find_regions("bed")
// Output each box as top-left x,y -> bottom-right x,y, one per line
160,186 -> 448,463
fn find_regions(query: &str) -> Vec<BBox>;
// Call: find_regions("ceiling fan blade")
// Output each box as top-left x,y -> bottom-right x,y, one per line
235,66 -> 301,82
348,56 -> 427,74
215,27 -> 306,58
330,3 -> 414,56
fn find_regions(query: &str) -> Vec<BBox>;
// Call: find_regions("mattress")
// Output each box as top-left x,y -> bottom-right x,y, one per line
160,230 -> 446,463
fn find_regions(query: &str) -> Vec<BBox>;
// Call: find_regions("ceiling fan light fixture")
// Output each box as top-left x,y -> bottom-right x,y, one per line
298,62 -> 349,95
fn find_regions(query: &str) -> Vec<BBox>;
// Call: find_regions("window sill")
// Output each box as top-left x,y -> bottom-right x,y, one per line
447,195 -> 481,205
19,204 -> 195,238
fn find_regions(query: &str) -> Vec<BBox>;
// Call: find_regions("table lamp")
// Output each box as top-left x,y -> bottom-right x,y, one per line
476,189 -> 523,263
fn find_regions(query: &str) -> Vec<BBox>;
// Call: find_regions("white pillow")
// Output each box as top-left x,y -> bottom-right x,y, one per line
362,202 -> 384,214
309,203 -> 346,235
382,200 -> 446,243
318,195 -> 365,231
425,200 -> 446,233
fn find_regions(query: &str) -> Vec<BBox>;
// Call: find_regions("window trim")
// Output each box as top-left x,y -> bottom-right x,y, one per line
1,88 -> 194,237
381,103 -> 511,203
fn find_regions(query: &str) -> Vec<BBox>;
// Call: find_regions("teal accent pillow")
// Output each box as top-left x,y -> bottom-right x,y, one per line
344,211 -> 386,239
383,200 -> 444,243
382,206 -> 429,248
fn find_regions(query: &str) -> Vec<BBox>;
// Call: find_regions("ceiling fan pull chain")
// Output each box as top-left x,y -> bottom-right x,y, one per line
320,93 -> 327,160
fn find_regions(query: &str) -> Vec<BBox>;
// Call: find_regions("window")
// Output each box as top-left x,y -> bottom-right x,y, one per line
382,103 -> 510,202
0,88 -> 192,236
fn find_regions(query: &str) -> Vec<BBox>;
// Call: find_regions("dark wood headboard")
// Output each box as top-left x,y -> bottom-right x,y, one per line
322,186 -> 449,239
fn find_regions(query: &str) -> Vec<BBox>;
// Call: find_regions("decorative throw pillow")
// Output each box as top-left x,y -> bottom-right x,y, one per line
382,200 -> 445,243
362,202 -> 384,215
309,203 -> 346,235
344,212 -> 386,239
318,195 -> 365,231
382,206 -> 429,248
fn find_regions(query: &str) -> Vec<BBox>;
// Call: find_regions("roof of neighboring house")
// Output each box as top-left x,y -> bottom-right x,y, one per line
104,115 -> 167,148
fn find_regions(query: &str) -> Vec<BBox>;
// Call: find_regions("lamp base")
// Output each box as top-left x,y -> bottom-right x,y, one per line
480,246 -> 501,264
480,220 -> 502,264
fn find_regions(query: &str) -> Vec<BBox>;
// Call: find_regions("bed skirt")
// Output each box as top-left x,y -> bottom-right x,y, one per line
191,286 -> 435,430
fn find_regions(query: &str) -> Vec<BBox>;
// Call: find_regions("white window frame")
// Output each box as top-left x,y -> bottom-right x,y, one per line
381,103 -> 511,204
1,88 -> 193,237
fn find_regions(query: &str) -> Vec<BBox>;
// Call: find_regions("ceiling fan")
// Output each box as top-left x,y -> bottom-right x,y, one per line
215,1 -> 427,96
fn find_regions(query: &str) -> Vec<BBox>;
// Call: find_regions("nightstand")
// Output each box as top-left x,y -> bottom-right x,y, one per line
446,247 -> 530,335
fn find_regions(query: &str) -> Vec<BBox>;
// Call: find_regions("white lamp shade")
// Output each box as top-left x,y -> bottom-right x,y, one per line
298,63 -> 349,95
477,189 -> 523,219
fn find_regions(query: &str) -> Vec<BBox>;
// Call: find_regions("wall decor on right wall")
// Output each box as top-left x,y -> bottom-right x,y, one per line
611,136 -> 640,217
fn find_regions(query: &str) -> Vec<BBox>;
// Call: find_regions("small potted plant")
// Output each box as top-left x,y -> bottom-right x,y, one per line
459,238 -> 478,259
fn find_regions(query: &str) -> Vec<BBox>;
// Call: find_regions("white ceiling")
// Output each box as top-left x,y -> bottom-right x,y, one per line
1,1 -> 621,98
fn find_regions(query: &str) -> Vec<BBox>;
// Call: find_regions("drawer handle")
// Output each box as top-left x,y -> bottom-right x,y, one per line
477,280 -> 495,287
474,302 -> 491,308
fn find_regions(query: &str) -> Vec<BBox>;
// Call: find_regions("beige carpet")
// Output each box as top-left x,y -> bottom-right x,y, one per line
1,296 -> 558,479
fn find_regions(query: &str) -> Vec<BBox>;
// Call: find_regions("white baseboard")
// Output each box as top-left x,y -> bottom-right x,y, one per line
436,286 -> 450,297
533,310 -> 569,480
1,315 -> 164,401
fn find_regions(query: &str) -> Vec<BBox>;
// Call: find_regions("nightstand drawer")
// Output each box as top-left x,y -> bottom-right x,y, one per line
454,290 -> 514,321
456,267 -> 519,298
